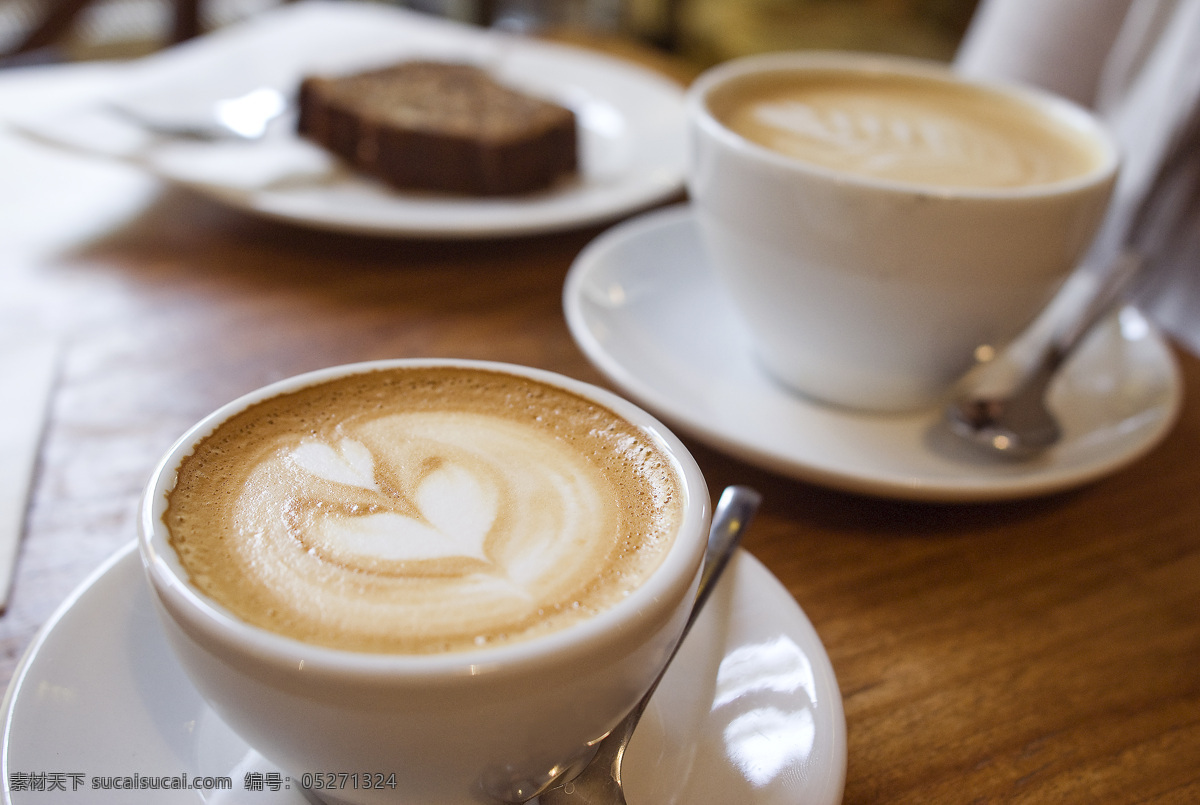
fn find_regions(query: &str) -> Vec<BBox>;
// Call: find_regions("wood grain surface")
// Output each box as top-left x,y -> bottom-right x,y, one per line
2,43 -> 1198,804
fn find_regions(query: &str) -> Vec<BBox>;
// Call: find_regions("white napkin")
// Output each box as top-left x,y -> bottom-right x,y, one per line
955,0 -> 1200,355
0,332 -> 59,611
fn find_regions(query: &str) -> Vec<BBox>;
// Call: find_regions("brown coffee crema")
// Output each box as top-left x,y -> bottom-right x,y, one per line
165,367 -> 684,654
709,70 -> 1104,189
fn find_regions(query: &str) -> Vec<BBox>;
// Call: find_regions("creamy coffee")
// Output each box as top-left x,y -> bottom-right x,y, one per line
708,70 -> 1103,189
165,366 -> 684,654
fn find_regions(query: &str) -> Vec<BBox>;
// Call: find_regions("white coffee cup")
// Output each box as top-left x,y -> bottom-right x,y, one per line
137,358 -> 710,805
687,51 -> 1119,412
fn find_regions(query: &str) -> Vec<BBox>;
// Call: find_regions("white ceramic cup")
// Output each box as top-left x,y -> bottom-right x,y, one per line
137,358 -> 710,805
687,51 -> 1119,412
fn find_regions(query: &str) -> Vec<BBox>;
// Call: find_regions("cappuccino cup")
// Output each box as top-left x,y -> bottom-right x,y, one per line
138,359 -> 710,805
687,51 -> 1119,411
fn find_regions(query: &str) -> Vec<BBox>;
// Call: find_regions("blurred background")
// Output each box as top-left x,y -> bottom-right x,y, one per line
0,0 -> 981,68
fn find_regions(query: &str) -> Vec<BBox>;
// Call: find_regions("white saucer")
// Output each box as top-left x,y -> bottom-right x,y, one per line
2,543 -> 845,805
564,205 -> 1183,502
14,2 -> 686,239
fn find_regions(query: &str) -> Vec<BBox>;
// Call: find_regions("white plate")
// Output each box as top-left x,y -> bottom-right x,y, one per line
1,542 -> 845,805
14,1 -> 686,239
564,205 -> 1183,502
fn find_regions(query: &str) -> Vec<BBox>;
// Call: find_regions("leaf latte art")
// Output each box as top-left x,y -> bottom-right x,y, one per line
711,71 -> 1103,189
165,368 -> 683,654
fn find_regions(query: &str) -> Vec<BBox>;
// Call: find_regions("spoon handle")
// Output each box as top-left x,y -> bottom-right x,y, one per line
1047,249 -> 1143,369
947,76 -> 1200,456
692,486 -> 763,640
624,485 -> 761,724
945,251 -> 1144,457
532,486 -> 762,805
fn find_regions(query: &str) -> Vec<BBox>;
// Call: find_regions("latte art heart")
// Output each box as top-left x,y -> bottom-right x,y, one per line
166,367 -> 684,654
291,438 -> 381,491
288,438 -> 496,563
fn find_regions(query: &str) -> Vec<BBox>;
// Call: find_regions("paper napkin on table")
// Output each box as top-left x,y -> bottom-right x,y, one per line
0,334 -> 59,611
955,0 -> 1200,355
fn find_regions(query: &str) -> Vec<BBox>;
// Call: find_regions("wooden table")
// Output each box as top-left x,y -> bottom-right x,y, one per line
2,42 -> 1198,804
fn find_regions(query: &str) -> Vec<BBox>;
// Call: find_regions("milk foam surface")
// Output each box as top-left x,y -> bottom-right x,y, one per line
165,367 -> 684,654
711,72 -> 1101,189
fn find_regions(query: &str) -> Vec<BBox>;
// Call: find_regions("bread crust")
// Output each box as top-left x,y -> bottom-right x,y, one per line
297,61 -> 578,196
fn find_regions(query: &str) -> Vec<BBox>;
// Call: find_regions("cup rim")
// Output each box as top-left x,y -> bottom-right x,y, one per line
138,358 -> 710,680
686,49 -> 1120,199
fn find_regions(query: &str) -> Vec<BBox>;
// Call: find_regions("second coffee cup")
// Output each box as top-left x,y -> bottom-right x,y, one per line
687,51 -> 1119,412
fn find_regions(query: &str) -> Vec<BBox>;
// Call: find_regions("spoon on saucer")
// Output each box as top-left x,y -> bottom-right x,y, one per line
948,65 -> 1200,460
946,249 -> 1143,459
500,484 -> 762,805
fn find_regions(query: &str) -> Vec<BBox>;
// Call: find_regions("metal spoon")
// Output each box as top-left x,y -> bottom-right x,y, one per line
517,484 -> 762,805
107,86 -> 289,141
945,60 -> 1200,460
946,249 -> 1143,458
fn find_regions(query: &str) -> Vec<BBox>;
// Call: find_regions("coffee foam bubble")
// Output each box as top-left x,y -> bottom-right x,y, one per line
165,367 -> 683,654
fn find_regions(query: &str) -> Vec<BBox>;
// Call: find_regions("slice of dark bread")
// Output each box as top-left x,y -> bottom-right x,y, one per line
297,60 -> 578,196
